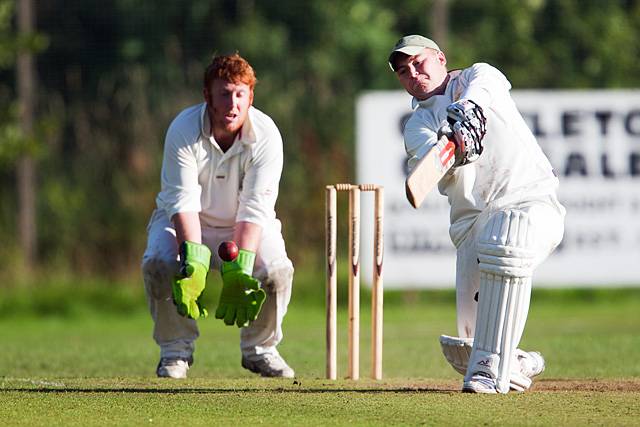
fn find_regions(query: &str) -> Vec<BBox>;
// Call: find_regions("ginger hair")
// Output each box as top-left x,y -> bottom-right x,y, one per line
204,53 -> 257,90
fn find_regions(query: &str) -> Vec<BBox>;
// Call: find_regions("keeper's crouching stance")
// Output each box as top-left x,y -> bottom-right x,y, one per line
142,214 -> 294,379
388,35 -> 565,393
141,53 -> 295,379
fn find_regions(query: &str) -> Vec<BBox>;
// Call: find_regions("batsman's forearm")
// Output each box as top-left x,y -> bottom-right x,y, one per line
172,211 -> 202,245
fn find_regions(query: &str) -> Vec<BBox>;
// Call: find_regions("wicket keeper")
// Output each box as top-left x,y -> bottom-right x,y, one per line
388,35 -> 566,393
142,53 -> 295,379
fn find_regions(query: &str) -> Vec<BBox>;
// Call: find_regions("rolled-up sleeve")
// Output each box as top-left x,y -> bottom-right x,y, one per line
236,126 -> 283,227
156,124 -> 202,219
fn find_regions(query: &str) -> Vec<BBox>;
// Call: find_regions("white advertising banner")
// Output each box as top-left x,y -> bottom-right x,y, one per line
356,90 -> 640,288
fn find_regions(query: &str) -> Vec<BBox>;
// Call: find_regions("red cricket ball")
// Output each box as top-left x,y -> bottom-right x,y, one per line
218,241 -> 239,262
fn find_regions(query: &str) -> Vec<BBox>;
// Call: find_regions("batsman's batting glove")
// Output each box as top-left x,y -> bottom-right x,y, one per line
216,249 -> 266,328
172,241 -> 212,320
445,99 -> 487,166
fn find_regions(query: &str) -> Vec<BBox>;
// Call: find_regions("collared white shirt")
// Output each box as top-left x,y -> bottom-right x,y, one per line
156,103 -> 283,229
403,63 -> 560,244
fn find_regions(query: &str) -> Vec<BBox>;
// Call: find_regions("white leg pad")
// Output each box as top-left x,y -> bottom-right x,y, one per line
466,210 -> 535,393
469,273 -> 532,393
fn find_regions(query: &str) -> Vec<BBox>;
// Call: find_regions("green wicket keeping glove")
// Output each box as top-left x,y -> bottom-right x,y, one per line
172,241 -> 211,320
215,249 -> 266,328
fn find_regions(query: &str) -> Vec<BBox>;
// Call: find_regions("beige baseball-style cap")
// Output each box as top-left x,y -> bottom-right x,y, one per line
388,35 -> 440,71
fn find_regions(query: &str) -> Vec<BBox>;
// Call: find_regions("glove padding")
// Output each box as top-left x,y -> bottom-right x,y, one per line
445,99 -> 487,166
172,241 -> 211,320
215,249 -> 266,328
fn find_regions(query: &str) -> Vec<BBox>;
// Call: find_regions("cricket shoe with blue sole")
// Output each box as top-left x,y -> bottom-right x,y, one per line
462,351 -> 545,393
462,372 -> 498,394
440,336 -> 545,392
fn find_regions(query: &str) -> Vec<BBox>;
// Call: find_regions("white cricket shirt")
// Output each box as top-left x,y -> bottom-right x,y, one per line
404,63 -> 560,245
156,103 -> 283,229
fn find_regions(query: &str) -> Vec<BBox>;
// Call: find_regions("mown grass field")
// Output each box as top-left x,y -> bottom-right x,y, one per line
1,283 -> 639,426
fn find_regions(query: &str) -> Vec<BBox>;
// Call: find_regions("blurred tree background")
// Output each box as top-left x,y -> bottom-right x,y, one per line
1,0 -> 639,285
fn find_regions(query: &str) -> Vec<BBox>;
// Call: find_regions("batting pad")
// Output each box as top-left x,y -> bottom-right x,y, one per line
467,209 -> 535,393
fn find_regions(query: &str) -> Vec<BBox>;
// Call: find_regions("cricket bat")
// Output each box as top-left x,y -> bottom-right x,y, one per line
405,135 -> 456,209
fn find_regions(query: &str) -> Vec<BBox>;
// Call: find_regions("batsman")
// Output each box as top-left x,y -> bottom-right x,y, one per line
388,35 -> 566,393
141,53 -> 295,379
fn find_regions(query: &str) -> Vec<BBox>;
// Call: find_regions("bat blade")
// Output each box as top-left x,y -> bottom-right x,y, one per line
405,135 -> 456,209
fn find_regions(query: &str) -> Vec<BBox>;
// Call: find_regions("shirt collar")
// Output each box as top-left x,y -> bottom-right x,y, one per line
239,108 -> 257,145
411,85 -> 451,110
200,103 -> 211,137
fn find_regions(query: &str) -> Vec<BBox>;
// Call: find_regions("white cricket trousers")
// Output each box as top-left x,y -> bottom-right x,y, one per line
141,209 -> 294,361
454,195 -> 565,338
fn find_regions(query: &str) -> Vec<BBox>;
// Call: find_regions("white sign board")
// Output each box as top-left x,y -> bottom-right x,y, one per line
357,90 -> 640,288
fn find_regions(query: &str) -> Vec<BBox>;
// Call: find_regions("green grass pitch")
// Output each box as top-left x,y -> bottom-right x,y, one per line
1,287 -> 639,425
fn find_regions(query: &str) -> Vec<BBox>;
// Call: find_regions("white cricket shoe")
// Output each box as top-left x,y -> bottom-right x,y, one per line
241,352 -> 295,378
462,372 -> 498,394
518,351 -> 545,379
508,351 -> 546,392
156,357 -> 192,379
